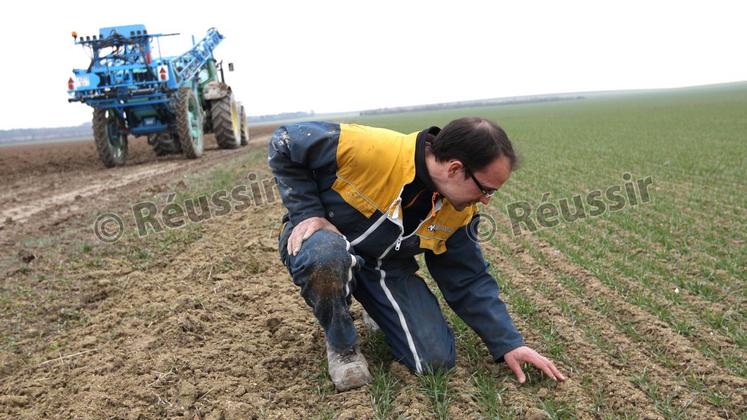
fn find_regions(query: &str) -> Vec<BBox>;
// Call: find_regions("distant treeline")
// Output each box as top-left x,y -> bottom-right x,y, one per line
248,111 -> 315,123
0,123 -> 92,144
1,96 -> 586,144
360,95 -> 584,116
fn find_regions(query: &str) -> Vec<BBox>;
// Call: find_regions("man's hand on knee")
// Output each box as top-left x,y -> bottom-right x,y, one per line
504,345 -> 566,384
288,216 -> 343,256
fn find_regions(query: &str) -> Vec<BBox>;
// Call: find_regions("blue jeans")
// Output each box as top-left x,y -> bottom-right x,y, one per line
279,222 -> 456,373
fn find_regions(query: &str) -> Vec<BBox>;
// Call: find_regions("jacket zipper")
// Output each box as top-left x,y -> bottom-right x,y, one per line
392,211 -> 434,253
392,194 -> 441,253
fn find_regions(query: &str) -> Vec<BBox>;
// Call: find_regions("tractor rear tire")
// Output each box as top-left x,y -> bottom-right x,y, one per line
93,109 -> 128,168
211,94 -> 241,149
152,134 -> 183,156
175,87 -> 204,159
240,105 -> 250,146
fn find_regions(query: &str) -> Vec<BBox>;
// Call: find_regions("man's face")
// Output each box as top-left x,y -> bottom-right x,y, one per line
440,155 -> 512,211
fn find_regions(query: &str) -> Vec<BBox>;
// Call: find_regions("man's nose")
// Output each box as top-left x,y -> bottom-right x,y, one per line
478,195 -> 491,205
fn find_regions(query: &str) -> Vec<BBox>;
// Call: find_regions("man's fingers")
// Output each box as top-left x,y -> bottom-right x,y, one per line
288,226 -> 306,255
548,360 -> 566,381
530,356 -> 564,382
326,224 -> 342,236
503,347 -> 566,385
286,217 -> 343,256
288,229 -> 297,254
505,356 -> 526,384
292,229 -> 304,255
289,223 -> 322,256
525,353 -> 554,381
537,360 -> 558,381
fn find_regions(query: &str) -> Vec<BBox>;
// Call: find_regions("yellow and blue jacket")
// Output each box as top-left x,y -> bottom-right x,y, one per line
268,122 -> 524,361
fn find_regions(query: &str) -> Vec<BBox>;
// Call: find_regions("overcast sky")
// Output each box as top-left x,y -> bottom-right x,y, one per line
0,0 -> 744,130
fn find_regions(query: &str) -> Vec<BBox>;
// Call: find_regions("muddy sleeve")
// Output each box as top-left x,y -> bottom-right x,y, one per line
268,122 -> 340,226
424,214 -> 524,362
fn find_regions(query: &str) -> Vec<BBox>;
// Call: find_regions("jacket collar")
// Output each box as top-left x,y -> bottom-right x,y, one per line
415,126 -> 440,193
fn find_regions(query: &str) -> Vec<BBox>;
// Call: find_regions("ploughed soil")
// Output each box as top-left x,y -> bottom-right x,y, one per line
1,128 -> 744,419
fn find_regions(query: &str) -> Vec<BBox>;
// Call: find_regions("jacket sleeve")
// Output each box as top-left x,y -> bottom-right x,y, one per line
267,122 -> 340,226
424,213 -> 524,362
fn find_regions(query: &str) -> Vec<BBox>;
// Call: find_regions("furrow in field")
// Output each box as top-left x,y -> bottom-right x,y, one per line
485,233 -> 745,417
484,254 -> 663,418
487,221 -> 746,390
503,165 -> 745,292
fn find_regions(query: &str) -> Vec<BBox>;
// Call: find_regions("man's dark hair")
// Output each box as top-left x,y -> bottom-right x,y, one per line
429,117 -> 517,172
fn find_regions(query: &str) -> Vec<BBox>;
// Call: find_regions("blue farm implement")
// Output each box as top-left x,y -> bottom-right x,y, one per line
68,24 -> 249,167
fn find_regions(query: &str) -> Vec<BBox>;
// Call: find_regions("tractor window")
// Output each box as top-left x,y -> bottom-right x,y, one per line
198,68 -> 210,84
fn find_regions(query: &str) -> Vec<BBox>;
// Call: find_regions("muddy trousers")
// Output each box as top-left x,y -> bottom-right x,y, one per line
279,224 -> 456,373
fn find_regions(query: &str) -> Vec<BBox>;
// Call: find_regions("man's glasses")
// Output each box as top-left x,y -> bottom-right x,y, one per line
467,170 -> 497,198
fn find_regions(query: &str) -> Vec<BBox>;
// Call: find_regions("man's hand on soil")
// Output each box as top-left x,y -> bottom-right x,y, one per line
504,346 -> 566,384
288,216 -> 342,256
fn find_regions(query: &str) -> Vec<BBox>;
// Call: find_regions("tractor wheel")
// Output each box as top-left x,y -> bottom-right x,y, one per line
211,93 -> 241,149
151,133 -> 183,156
240,105 -> 250,146
175,87 -> 204,159
93,109 -> 128,168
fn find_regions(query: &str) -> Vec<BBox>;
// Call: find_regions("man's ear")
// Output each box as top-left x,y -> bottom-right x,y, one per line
447,160 -> 464,177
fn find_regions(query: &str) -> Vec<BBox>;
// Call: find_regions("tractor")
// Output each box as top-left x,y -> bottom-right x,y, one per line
68,24 -> 249,167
